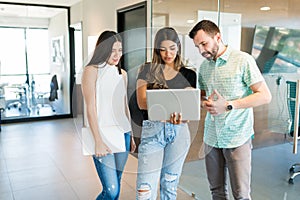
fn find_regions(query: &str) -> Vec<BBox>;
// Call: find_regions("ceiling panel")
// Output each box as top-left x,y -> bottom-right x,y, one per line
0,0 -> 81,7
0,3 -> 65,18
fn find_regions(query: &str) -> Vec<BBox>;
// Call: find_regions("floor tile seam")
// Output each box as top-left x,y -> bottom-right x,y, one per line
46,154 -> 81,199
121,180 -> 136,193
177,184 -> 195,197
5,157 -> 61,174
10,180 -> 70,193
1,152 -> 14,199
252,140 -> 293,151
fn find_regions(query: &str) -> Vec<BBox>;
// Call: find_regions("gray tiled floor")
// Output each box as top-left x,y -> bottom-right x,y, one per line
179,141 -> 300,200
0,117 -> 194,200
2,117 -> 299,200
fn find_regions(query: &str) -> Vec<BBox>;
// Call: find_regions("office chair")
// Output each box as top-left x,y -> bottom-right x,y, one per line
286,80 -> 300,184
6,83 -> 31,114
36,74 -> 58,115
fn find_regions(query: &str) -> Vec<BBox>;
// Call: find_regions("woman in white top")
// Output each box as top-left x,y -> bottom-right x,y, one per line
81,30 -> 136,200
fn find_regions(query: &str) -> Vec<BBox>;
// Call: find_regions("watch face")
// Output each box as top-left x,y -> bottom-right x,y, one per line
227,105 -> 233,111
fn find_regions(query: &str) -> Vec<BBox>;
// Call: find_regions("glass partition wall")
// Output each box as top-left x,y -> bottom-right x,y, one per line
152,0 -> 300,198
0,3 -> 72,121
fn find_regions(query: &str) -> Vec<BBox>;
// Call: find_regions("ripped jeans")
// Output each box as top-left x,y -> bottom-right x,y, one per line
136,121 -> 190,200
92,132 -> 130,200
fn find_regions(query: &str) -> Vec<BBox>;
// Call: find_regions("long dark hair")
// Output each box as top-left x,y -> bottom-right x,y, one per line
152,27 -> 182,68
87,30 -> 122,74
140,27 -> 183,88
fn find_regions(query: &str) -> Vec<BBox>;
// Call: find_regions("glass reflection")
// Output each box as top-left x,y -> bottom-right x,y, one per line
152,0 -> 300,199
0,4 -> 70,121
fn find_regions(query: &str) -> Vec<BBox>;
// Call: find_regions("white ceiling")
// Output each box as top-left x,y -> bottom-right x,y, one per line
0,0 -> 81,7
0,0 -> 81,18
1,0 -> 300,29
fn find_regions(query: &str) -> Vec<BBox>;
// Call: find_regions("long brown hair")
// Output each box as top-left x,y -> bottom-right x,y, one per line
87,30 -> 122,74
141,27 -> 183,88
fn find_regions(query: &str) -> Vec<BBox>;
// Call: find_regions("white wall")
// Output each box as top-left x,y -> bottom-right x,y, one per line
48,11 -> 70,113
70,1 -> 83,26
198,10 -> 242,50
78,0 -> 151,67
70,0 -> 151,125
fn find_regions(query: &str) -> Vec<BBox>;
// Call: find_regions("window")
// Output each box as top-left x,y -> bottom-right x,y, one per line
27,28 -> 50,75
0,27 -> 49,85
0,28 -> 27,84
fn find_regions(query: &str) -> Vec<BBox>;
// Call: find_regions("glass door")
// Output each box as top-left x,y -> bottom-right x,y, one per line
151,0 -> 300,198
0,3 -> 72,122
117,2 -> 147,154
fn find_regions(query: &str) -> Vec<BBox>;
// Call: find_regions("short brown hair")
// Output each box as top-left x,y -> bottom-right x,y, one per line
189,20 -> 220,39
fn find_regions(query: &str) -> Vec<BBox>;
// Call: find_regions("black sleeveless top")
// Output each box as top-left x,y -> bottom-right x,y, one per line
137,64 -> 197,120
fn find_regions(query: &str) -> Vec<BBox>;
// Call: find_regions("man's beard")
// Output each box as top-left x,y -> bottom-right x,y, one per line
202,43 -> 219,61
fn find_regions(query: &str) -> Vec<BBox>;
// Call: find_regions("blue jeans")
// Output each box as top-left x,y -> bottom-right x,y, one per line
92,132 -> 131,200
136,121 -> 190,200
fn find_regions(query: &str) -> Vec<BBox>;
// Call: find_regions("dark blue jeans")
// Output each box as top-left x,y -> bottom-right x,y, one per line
92,132 -> 130,200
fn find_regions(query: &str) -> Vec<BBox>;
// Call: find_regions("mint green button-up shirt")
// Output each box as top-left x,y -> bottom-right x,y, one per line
198,46 -> 264,148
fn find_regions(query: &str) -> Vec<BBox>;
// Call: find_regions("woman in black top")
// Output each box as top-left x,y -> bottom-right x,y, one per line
135,27 -> 196,200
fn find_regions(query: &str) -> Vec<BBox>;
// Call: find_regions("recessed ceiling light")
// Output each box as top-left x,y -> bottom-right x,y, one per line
187,19 -> 195,24
260,6 -> 271,11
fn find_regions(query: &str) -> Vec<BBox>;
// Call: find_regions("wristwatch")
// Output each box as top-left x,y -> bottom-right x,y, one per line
226,102 -> 233,111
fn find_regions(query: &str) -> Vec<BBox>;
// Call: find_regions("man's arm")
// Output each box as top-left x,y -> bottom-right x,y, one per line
230,81 -> 272,109
204,81 -> 272,116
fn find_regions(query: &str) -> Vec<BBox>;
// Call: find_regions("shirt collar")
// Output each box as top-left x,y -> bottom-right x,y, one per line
215,45 -> 231,67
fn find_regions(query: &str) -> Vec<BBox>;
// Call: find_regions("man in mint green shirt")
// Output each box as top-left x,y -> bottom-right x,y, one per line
189,20 -> 272,200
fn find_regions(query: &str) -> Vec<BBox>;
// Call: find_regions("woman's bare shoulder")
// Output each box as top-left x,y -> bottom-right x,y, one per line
120,68 -> 128,75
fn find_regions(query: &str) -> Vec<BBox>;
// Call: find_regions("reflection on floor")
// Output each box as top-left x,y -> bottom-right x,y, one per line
0,117 -> 194,200
180,140 -> 300,200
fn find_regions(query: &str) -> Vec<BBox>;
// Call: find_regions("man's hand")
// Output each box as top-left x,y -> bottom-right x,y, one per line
206,89 -> 227,116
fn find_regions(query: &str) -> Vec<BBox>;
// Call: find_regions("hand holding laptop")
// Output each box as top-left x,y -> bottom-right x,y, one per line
146,89 -> 201,121
169,112 -> 182,124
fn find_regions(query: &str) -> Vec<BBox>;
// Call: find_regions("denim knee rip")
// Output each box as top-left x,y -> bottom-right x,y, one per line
161,172 -> 178,197
137,183 -> 151,200
164,172 -> 177,182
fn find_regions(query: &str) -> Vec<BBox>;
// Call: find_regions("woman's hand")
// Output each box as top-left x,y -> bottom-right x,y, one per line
94,141 -> 112,157
130,135 -> 136,153
169,112 -> 183,124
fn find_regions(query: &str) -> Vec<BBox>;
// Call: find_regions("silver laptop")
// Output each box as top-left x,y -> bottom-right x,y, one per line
146,89 -> 200,121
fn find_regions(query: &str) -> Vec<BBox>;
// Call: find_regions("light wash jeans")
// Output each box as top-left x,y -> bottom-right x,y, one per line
136,120 -> 190,200
92,132 -> 131,200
